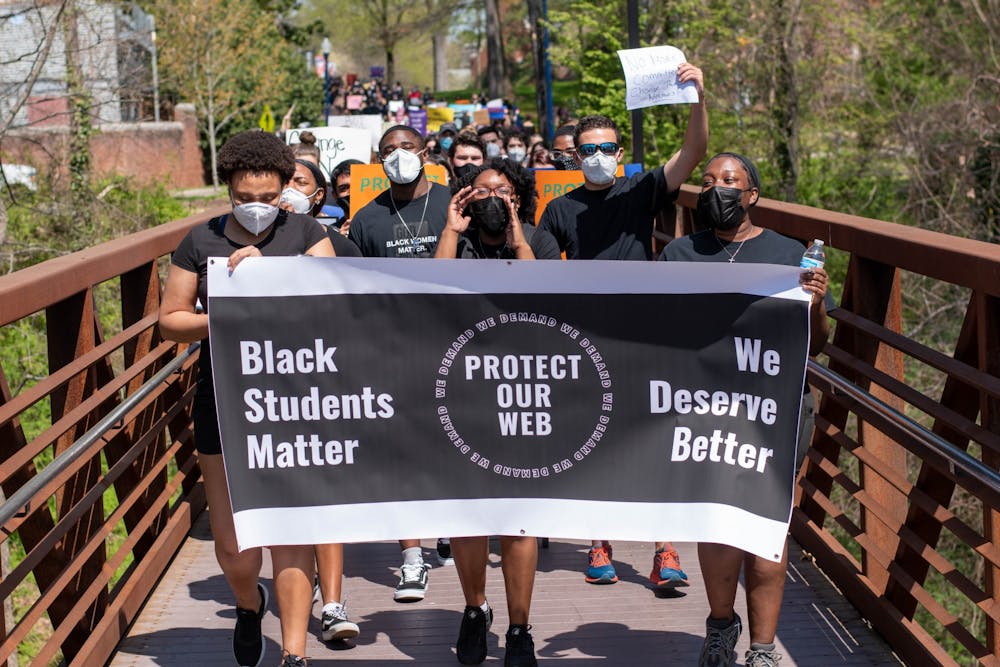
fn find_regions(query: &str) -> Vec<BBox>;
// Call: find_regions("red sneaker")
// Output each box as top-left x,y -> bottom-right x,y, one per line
649,547 -> 689,588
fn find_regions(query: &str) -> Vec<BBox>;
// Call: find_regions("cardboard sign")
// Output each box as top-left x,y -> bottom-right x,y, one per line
426,106 -> 455,132
408,109 -> 428,136
286,126 -> 372,178
349,163 -> 450,214
533,166 -> 626,224
473,109 -> 490,126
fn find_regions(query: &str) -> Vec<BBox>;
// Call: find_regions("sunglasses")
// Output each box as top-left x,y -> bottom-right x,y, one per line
576,142 -> 619,157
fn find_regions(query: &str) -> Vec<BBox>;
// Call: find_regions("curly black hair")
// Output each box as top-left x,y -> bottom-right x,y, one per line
453,157 -> 537,224
216,130 -> 296,185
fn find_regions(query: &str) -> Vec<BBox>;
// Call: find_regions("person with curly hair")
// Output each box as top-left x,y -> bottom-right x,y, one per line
435,158 -> 559,261
159,129 -> 334,667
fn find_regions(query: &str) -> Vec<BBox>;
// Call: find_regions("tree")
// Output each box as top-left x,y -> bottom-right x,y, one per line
306,0 -> 460,86
152,0 -> 291,186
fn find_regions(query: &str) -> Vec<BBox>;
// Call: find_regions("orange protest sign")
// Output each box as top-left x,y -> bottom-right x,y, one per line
349,163 -> 450,215
533,166 -> 625,223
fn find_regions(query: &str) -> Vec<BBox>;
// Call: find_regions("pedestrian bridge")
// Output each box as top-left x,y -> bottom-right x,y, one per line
1,185 -> 998,666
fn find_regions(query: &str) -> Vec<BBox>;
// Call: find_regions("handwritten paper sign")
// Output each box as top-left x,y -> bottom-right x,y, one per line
426,106 -> 455,132
286,126 -> 372,178
327,114 -> 384,153
617,45 -> 699,110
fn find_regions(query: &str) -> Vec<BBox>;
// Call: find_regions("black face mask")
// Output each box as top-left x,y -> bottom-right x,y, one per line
467,196 -> 509,236
336,196 -> 350,218
552,154 -> 578,171
453,163 -> 480,182
697,186 -> 749,230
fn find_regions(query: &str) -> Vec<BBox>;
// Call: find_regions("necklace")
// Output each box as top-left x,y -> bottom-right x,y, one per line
715,230 -> 750,263
389,188 -> 430,254
474,234 -> 509,259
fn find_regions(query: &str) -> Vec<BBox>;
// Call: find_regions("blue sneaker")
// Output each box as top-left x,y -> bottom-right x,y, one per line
649,546 -> 689,588
585,545 -> 618,584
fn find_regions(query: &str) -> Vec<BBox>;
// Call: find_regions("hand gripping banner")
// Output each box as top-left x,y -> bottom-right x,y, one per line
207,257 -> 811,561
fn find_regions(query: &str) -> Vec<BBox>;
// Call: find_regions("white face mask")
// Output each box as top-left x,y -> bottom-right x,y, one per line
382,148 -> 424,184
507,147 -> 526,163
485,142 -> 502,158
280,187 -> 314,215
581,152 -> 618,185
231,201 -> 279,234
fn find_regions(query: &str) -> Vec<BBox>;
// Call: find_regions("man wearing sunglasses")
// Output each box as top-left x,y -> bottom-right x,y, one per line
537,62 -> 707,588
538,62 -> 706,261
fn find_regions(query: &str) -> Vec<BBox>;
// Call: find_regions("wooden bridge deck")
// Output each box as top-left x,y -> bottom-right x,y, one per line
110,510 -> 901,666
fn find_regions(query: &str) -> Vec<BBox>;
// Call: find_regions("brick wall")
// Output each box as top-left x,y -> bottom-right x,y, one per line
1,103 -> 205,189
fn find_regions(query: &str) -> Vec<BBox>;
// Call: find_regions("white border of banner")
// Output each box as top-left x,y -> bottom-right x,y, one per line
206,256 -> 812,303
233,498 -> 791,561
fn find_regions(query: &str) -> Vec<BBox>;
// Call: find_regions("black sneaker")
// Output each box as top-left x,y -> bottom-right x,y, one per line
456,603 -> 493,665
393,560 -> 430,602
437,538 -> 454,565
504,625 -> 537,667
281,653 -> 307,667
233,582 -> 267,667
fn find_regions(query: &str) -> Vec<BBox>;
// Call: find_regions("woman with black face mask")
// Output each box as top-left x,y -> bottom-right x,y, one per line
434,159 -> 561,261
659,152 -> 833,667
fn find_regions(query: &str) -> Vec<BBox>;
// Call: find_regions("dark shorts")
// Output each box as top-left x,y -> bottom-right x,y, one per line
193,379 -> 222,456
796,391 -> 816,469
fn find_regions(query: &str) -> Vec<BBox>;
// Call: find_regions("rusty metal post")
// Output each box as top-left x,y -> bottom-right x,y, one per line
979,292 -> 1000,657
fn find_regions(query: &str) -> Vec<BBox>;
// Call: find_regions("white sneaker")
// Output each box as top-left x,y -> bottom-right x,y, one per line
393,560 -> 430,602
321,600 -> 360,641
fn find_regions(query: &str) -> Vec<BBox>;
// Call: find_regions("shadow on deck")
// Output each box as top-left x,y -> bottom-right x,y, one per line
110,510 -> 900,666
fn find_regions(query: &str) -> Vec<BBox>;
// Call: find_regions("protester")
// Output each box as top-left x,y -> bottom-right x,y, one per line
158,130 -> 335,667
504,131 -> 529,166
448,132 -> 487,181
660,152 -> 832,667
280,158 -> 362,255
537,62 -> 708,587
477,125 -> 504,159
347,125 -> 451,601
331,158 -> 364,235
435,159 -> 559,261
291,130 -> 323,164
549,125 -> 578,171
527,141 -> 551,169
432,160 -> 554,667
438,122 -> 459,155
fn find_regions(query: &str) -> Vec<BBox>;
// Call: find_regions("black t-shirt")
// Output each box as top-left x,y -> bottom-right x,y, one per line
172,211 -> 328,309
454,224 -> 562,260
348,182 -> 450,258
660,228 -> 805,266
316,221 -> 363,257
661,228 -> 836,391
170,211 -> 327,382
537,168 -> 677,260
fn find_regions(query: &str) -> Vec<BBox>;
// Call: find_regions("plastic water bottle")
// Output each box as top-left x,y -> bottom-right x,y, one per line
800,239 -> 825,270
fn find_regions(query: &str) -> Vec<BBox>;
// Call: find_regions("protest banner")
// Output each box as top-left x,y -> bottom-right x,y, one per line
207,258 -> 811,561
348,163 -> 449,214
407,109 -> 428,136
426,106 -> 455,132
618,45 -> 700,110
327,114 -> 383,153
286,126 -> 372,177
533,167 -> 625,224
